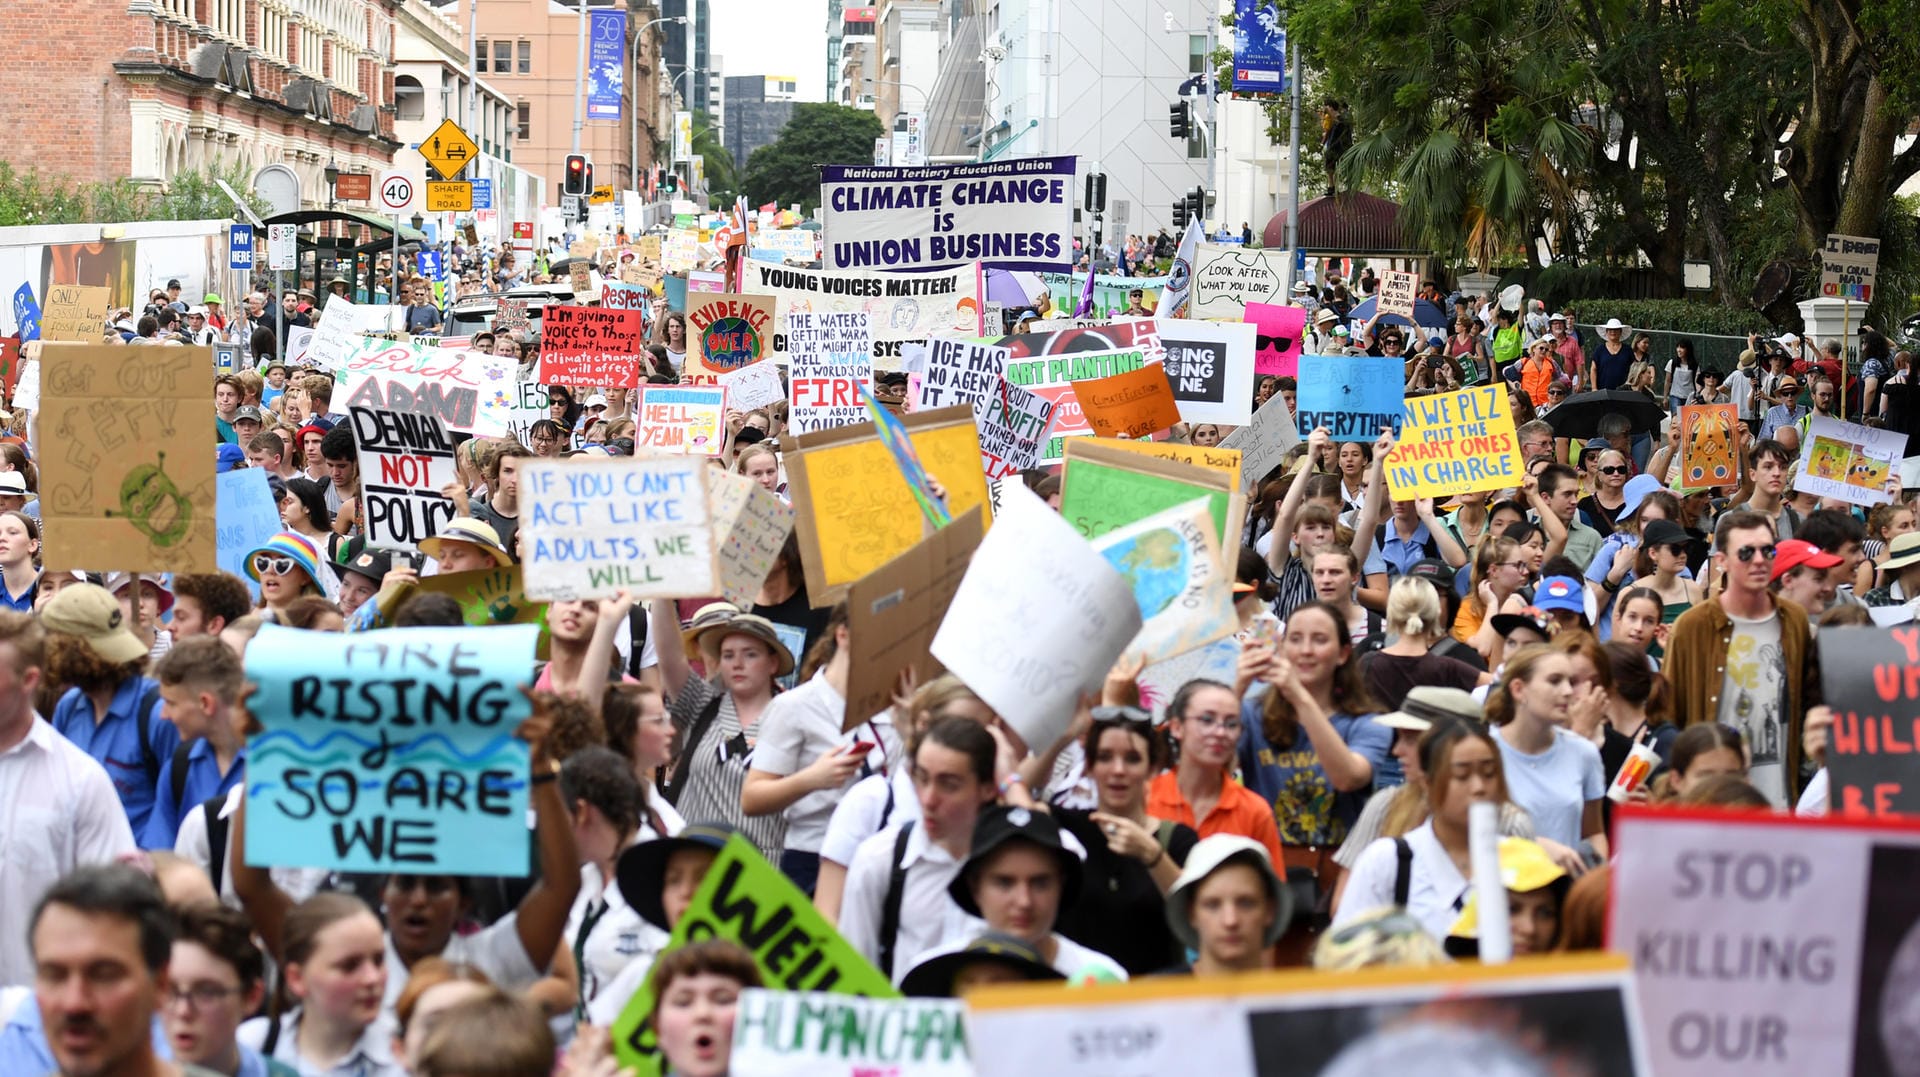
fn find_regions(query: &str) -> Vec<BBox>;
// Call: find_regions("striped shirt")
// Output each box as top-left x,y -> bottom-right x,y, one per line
667,677 -> 787,858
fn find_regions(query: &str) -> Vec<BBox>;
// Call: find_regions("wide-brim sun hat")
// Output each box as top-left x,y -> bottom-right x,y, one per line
686,607 -> 796,678
417,516 -> 513,568
1881,531 -> 1920,573
614,822 -> 741,931
244,531 -> 324,585
898,932 -> 1067,998
1164,835 -> 1292,951
1600,318 -> 1630,332
1378,685 -> 1481,732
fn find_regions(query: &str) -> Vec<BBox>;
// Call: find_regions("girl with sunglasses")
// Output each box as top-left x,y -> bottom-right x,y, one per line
1618,519 -> 1704,655
242,532 -> 332,620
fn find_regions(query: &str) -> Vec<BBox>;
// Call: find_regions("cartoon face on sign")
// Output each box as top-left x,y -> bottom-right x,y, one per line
1681,405 -> 1737,486
701,317 -> 762,372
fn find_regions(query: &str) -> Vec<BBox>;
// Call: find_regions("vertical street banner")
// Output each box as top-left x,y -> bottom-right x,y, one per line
787,311 -> 875,435
673,111 -> 693,161
818,157 -> 1075,271
520,456 -> 717,601
538,305 -> 646,387
587,8 -> 626,120
350,405 -> 458,553
244,623 -> 540,875
1232,0 -> 1289,93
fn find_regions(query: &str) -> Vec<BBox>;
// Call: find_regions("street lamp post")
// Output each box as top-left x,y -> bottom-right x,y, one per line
322,158 -> 339,272
632,16 -> 688,201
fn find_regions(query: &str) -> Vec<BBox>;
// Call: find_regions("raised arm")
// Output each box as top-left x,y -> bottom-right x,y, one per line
511,691 -> 584,979
570,591 -> 637,709
1347,428 -> 1395,562
648,596 -> 694,701
1267,427 -> 1329,576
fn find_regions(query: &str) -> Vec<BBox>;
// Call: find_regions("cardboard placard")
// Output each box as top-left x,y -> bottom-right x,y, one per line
216,468 -> 282,601
599,280 -> 651,313
611,835 -> 899,1074
1158,319 -> 1257,426
1794,415 -> 1905,507
41,343 -> 217,572
350,405 -> 457,552
335,336 -> 518,437
1058,438 -> 1246,554
538,304 -> 645,387
1378,269 -> 1418,319
1678,404 -> 1741,488
731,991 -> 970,1077
931,482 -> 1142,751
784,405 -> 992,607
1071,360 -> 1182,439
1818,625 -> 1920,816
636,385 -> 727,456
787,311 -> 875,435
243,623 -> 540,874
1820,233 -> 1880,302
842,507 -> 984,730
1092,496 -> 1237,665
1244,301 -> 1306,378
1218,392 -> 1300,491
716,360 -> 785,412
1083,439 -> 1243,506
972,379 -> 1055,480
1610,805 -> 1920,1075
1382,384 -> 1522,500
1297,353 -> 1407,441
348,564 -> 552,658
917,338 -> 1009,410
1190,244 -> 1291,320
686,292 -> 776,382
521,457 -> 717,601
494,297 -> 530,336
708,469 -> 795,607
40,284 -> 111,342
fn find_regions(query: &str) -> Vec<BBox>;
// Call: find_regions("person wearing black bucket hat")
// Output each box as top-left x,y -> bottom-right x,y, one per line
898,931 -> 1066,998
584,822 -> 742,1026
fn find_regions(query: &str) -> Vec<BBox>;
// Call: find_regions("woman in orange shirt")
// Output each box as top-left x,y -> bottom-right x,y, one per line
1147,679 -> 1282,867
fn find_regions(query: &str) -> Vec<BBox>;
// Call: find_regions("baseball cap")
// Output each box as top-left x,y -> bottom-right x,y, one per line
1534,575 -> 1585,614
1771,538 -> 1841,582
216,444 -> 245,473
1445,838 -> 1569,951
233,405 -> 266,424
1489,607 -> 1551,641
1404,558 -> 1456,592
334,537 -> 395,585
41,583 -> 150,664
950,806 -> 1084,917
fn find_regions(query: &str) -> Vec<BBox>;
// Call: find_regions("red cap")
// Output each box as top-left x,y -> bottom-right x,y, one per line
1770,539 -> 1842,582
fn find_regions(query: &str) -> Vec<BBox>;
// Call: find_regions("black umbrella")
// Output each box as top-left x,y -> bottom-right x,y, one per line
1544,390 -> 1666,441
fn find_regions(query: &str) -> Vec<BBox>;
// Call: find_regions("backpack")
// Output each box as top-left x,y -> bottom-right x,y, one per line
129,685 -> 199,804
1392,837 -> 1414,907
661,695 -> 725,808
877,822 -> 916,979
626,604 -> 649,679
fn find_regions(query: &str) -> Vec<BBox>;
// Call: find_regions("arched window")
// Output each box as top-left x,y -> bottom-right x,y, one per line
395,74 -> 425,120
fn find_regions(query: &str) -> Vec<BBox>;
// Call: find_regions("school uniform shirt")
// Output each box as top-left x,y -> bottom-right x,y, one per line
819,768 -> 918,868
173,784 -> 329,910
50,675 -> 175,838
1235,697 -> 1392,847
0,570 -> 37,612
749,671 -> 899,854
0,716 -> 137,987
379,913 -> 542,1021
1334,821 -> 1469,941
141,741 -> 246,850
1491,725 -> 1605,848
240,1008 -> 406,1077
566,858 -> 669,1020
838,820 -> 974,979
1333,793 -> 1534,871
667,677 -> 787,858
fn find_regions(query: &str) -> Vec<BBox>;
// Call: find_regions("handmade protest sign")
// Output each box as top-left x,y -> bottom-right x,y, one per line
350,405 -> 456,552
599,280 -> 651,314
494,297 -> 530,336
1383,384 -> 1521,500
1378,269 -> 1418,319
715,360 -> 785,412
731,991 -> 971,1077
521,457 -> 716,600
818,156 -> 1073,271
859,384 -> 950,527
244,622 -> 540,874
1003,345 -> 1149,464
1816,625 -> 1920,816
739,260 -> 984,362
1071,360 -> 1182,439
1610,805 -> 1920,1076
306,298 -> 394,371
709,470 -> 795,607
1138,638 -> 1242,722
612,835 -> 899,1074
538,304 -> 645,387
917,338 -> 1009,410
973,379 -> 1054,480
1218,393 -> 1300,492
216,468 -> 281,601
636,385 -> 727,455
1297,353 -> 1405,441
1679,404 -> 1741,488
1059,438 -> 1245,551
41,343 -> 217,572
1244,302 -> 1306,378
686,292 -> 776,382
1091,496 -> 1237,666
1794,415 -> 1905,507
350,565 -> 550,655
1821,233 -> 1880,302
787,310 -> 874,435
932,482 -> 1141,750
966,954 -> 1647,1076
1190,245 -> 1290,320
12,354 -> 38,412
843,508 -> 984,730
39,285 -> 111,342
502,380 -> 551,448
1158,319 -> 1257,426
336,336 -> 517,437
785,406 -> 991,605
1086,439 -> 1243,510
663,229 -> 700,272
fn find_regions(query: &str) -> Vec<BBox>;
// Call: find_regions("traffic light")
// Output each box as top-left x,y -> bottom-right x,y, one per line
1186,186 -> 1206,227
1172,196 -> 1189,228
563,154 -> 588,196
1084,171 -> 1107,213
1169,101 -> 1191,140
663,172 -> 678,193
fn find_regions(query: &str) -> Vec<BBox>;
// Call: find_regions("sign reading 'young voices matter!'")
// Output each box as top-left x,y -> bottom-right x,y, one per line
520,457 -> 716,600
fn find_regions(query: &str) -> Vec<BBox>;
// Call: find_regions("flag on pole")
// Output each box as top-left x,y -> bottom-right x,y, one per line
1156,218 -> 1204,324
1072,263 -> 1097,318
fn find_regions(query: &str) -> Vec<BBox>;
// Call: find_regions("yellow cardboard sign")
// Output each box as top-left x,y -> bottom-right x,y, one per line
421,118 -> 479,179
1382,384 -> 1522,500
40,285 -> 111,343
1086,438 -> 1242,494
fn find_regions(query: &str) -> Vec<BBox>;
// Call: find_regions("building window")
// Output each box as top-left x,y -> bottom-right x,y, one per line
494,41 -> 511,73
476,39 -> 488,72
517,102 -> 531,141
395,75 -> 424,120
518,40 -> 531,73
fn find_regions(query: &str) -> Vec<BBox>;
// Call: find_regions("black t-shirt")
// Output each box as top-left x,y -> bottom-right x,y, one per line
1579,494 -> 1624,539
752,582 -> 832,661
1599,721 -> 1677,827
472,499 -> 520,563
1054,809 -> 1199,975
1361,650 -> 1482,714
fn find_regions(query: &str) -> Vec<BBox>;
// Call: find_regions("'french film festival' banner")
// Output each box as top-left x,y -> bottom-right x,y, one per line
586,9 -> 626,120
819,157 -> 1076,272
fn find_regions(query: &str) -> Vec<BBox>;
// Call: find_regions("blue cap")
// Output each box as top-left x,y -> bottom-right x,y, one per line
216,443 -> 245,473
1534,575 -> 1586,615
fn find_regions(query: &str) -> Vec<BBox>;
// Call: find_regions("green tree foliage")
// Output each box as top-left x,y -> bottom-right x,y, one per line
689,110 -> 739,205
740,103 -> 884,214
0,158 -> 268,228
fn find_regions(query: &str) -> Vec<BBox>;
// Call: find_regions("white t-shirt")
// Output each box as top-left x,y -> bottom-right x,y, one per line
749,671 -> 897,853
1492,725 -> 1605,847
380,913 -> 541,1020
820,768 -> 919,867
1334,821 -> 1469,942
173,783 -> 328,911
1797,768 -> 1829,816
838,821 -> 974,980
1716,609 -> 1788,806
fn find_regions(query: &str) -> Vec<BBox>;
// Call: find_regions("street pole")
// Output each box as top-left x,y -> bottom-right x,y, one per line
1286,28 -> 1302,261
393,214 -> 401,320
466,0 -> 478,125
571,0 -> 588,155
1205,22 -> 1216,234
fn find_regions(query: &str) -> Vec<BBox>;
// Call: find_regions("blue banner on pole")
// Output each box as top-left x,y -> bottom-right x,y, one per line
228,224 -> 255,270
12,284 -> 40,342
416,251 -> 444,281
587,9 -> 626,120
1232,0 -> 1288,94
472,178 -> 493,209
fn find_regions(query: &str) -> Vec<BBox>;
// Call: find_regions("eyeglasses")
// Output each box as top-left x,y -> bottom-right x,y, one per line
1732,543 -> 1777,563
531,433 -> 561,444
1186,713 -> 1243,734
166,983 -> 242,1010
251,554 -> 297,576
1548,388 -> 1568,398
1498,561 -> 1530,570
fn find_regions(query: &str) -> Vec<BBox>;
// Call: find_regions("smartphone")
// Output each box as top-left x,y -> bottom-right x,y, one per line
847,740 -> 877,756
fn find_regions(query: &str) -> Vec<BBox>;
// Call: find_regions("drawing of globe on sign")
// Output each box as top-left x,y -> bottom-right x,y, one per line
1105,527 -> 1188,620
701,316 -> 763,372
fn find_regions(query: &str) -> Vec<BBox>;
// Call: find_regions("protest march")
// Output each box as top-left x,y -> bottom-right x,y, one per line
10,37 -> 1920,1077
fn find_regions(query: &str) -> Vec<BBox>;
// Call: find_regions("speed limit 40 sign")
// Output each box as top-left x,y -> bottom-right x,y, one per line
378,170 -> 414,210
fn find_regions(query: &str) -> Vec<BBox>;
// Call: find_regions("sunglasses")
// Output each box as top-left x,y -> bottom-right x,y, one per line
1598,465 -> 1631,476
1255,334 -> 1296,351
1731,543 -> 1777,563
252,554 -> 298,576
1549,388 -> 1568,398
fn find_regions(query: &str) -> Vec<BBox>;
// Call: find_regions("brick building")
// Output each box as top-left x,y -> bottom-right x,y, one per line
0,0 -> 401,205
